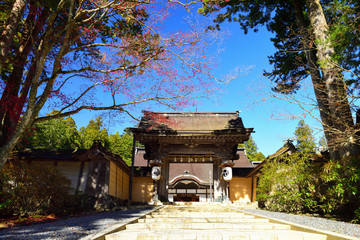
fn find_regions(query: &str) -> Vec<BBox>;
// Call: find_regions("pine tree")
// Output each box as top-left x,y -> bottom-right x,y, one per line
294,120 -> 316,154
109,130 -> 133,166
244,137 -> 266,162
200,0 -> 360,163
79,116 -> 109,149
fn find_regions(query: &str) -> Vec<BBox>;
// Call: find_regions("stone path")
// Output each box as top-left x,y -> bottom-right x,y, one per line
105,204 -> 328,240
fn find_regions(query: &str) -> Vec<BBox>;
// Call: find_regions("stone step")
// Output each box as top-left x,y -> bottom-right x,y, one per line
125,222 -> 291,230
105,229 -> 327,240
104,205 -> 328,240
149,212 -> 250,218
139,217 -> 269,223
157,207 -> 234,212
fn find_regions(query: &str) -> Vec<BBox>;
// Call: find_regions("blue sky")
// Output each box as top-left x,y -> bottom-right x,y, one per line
183,21 -> 321,156
66,4 -> 322,157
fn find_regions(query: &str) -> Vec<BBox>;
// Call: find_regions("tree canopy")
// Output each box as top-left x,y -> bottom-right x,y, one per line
200,0 -> 360,163
79,117 -> 109,149
0,0 -> 222,169
242,137 -> 266,162
108,129 -> 133,165
257,120 -> 360,222
294,119 -> 317,153
17,110 -> 80,150
17,114 -> 134,165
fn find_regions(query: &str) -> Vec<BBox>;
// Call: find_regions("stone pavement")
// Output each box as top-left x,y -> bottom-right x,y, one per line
105,204 -> 327,240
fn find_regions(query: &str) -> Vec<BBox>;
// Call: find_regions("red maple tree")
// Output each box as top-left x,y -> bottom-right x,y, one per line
0,0 -> 220,169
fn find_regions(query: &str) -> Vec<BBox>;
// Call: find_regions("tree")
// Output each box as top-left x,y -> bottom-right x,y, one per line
200,0 -> 360,163
294,120 -> 317,153
0,0 -> 27,72
243,137 -> 266,162
17,114 -> 134,165
257,118 -> 360,220
0,162 -> 74,217
0,0 -> 221,169
79,116 -> 109,149
17,110 -> 80,150
256,152 -> 318,213
108,130 -> 133,165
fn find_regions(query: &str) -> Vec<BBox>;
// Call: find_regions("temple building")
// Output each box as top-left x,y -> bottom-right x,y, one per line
130,111 -> 257,203
10,111 -> 260,206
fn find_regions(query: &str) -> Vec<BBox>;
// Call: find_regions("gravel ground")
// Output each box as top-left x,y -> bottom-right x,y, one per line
240,208 -> 360,239
0,207 -> 156,240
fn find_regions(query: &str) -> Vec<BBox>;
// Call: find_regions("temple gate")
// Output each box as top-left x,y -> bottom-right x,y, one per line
131,111 -> 253,202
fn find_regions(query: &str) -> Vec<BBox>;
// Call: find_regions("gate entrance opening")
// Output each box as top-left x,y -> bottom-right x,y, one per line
168,163 -> 212,202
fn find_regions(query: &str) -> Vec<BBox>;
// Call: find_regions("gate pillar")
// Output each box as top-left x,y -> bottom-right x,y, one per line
213,158 -> 227,201
159,158 -> 169,202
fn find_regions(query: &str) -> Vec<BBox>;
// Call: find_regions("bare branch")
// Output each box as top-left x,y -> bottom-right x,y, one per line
34,94 -> 195,124
168,0 -> 200,12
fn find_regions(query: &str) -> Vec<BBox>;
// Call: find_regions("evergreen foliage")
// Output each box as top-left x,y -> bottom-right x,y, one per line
79,117 -> 110,149
320,159 -> 360,219
242,137 -> 266,162
17,110 -> 80,150
257,121 -> 360,222
200,0 -> 360,163
17,113 -> 134,166
108,130 -> 133,166
257,152 -> 360,221
294,120 -> 317,153
257,152 -> 319,213
318,135 -> 328,151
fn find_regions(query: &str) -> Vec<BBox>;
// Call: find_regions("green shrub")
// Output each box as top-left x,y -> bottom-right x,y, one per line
353,208 -> 360,223
319,159 -> 360,218
0,162 -> 88,218
257,152 -> 320,213
257,152 -> 360,221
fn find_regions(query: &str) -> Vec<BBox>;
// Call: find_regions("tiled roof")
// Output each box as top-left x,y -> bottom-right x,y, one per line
10,142 -> 130,173
268,140 -> 297,159
232,149 -> 254,168
246,140 -> 298,177
136,111 -> 249,132
11,149 -> 77,160
134,148 -> 148,167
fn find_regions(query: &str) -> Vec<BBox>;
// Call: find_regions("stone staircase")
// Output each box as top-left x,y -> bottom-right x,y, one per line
105,204 -> 327,240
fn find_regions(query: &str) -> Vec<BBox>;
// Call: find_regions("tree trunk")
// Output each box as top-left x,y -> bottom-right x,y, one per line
292,0 -> 335,157
0,13 -> 56,169
300,0 -> 360,162
0,107 -> 34,169
0,0 -> 27,73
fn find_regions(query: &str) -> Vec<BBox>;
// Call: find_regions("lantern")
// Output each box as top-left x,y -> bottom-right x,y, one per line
151,166 -> 161,181
222,167 -> 232,181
